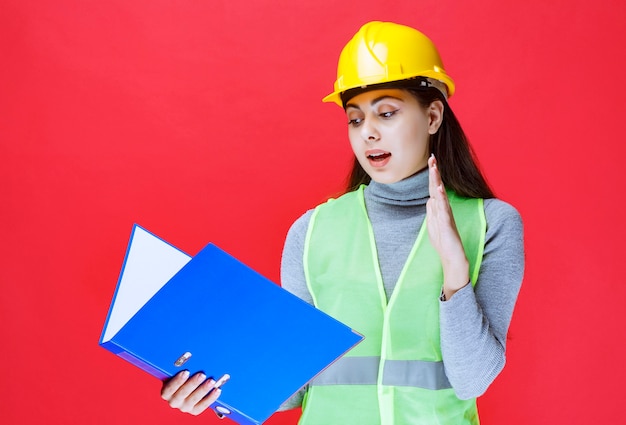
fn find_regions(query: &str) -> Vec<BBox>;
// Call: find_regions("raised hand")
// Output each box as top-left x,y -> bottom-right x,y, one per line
426,154 -> 470,300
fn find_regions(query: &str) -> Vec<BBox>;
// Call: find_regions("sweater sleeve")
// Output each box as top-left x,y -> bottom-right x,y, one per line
276,209 -> 315,411
439,198 -> 524,400
280,210 -> 315,304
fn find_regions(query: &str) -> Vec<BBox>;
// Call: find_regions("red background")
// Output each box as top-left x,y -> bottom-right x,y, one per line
2,0 -> 625,423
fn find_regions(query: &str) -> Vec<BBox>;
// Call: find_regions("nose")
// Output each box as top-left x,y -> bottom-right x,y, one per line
360,118 -> 380,142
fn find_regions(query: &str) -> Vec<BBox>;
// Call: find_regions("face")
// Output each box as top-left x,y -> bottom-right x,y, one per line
345,89 -> 443,184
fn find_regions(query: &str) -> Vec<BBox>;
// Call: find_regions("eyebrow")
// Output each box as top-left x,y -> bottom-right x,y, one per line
345,95 -> 405,111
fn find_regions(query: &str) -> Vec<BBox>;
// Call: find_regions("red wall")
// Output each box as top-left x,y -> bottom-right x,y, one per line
2,1 -> 625,423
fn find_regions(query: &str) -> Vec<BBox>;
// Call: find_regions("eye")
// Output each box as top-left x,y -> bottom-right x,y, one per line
347,117 -> 363,127
380,110 -> 398,119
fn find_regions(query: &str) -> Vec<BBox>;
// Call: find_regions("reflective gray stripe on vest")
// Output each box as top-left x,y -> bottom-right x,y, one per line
311,356 -> 452,390
382,359 -> 452,390
312,356 -> 380,385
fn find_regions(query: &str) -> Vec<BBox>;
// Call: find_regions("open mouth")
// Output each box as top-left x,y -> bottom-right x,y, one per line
367,152 -> 391,162
366,150 -> 391,168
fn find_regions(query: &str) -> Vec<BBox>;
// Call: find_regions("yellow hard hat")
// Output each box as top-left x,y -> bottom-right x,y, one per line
323,21 -> 455,107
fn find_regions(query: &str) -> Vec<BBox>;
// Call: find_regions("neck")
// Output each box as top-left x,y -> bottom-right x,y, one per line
365,168 -> 429,206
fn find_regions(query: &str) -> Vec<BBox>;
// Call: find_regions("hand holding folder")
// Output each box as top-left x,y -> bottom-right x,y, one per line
161,370 -> 230,417
99,225 -> 363,425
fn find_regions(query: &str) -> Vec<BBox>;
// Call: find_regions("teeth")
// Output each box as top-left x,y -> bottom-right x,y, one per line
369,153 -> 386,157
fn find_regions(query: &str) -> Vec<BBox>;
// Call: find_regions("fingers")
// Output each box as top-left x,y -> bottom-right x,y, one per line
179,375 -> 221,415
189,387 -> 222,416
426,155 -> 470,293
163,371 -> 206,409
428,154 -> 445,200
426,154 -> 458,247
172,373 -> 211,409
161,371 -> 226,416
428,154 -> 438,197
428,154 -> 449,220
161,370 -> 190,400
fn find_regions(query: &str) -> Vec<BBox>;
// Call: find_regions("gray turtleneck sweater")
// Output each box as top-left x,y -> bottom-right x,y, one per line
279,169 -> 524,409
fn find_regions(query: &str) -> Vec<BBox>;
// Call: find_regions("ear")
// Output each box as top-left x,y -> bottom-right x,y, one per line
427,100 -> 444,135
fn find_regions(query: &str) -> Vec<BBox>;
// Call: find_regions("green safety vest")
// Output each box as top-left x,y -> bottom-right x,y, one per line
300,186 -> 486,425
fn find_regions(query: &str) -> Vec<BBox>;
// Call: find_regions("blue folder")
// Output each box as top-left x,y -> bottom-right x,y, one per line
99,224 -> 363,425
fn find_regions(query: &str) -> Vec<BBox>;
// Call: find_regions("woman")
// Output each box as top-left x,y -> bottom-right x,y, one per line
162,21 -> 524,424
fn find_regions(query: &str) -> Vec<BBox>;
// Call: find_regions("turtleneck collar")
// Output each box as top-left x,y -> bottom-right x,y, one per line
364,168 -> 429,207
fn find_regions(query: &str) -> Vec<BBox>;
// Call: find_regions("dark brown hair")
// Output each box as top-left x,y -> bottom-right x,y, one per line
342,85 -> 494,199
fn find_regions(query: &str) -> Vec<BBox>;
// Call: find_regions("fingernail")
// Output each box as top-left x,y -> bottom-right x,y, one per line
214,374 -> 230,389
181,370 -> 190,379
